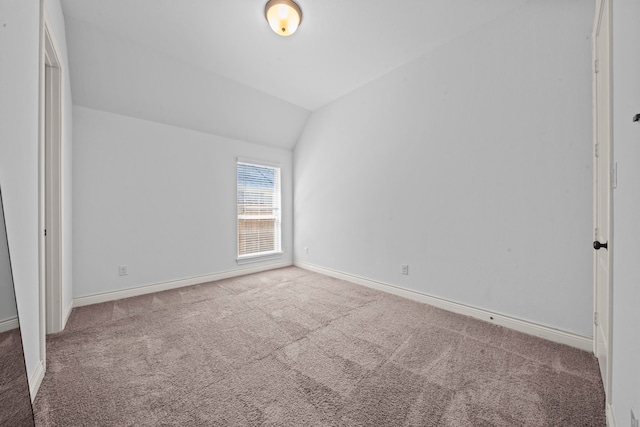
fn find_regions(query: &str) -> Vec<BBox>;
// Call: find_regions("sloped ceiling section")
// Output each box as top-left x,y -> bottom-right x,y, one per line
63,17 -> 310,150
61,0 -> 529,149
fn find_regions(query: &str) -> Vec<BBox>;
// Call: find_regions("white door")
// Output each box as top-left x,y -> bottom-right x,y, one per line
592,0 -> 612,403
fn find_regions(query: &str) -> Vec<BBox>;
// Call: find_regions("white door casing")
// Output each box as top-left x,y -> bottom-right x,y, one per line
44,37 -> 63,335
40,13 -> 65,342
592,0 -> 613,404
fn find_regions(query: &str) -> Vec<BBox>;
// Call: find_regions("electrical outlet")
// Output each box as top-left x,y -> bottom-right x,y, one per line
632,409 -> 639,427
401,264 -> 409,275
118,265 -> 128,276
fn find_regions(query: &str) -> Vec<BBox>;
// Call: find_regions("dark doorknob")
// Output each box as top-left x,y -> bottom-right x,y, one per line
593,241 -> 608,250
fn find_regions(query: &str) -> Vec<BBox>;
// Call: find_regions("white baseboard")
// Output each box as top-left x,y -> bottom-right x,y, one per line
29,359 -> 45,403
0,316 -> 19,333
73,261 -> 293,308
606,403 -> 616,427
294,261 -> 593,352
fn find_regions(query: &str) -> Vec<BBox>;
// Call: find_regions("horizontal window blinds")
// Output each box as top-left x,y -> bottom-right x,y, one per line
237,162 -> 281,257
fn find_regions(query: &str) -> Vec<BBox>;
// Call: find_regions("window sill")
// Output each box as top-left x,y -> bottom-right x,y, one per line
236,251 -> 284,265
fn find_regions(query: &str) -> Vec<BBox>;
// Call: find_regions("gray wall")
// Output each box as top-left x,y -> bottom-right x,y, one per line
612,0 -> 640,423
294,1 -> 594,336
72,106 -> 293,298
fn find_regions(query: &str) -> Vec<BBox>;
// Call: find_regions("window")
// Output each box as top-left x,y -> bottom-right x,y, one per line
237,160 -> 281,260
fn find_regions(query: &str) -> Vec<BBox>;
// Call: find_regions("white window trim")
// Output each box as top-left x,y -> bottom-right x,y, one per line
237,157 -> 281,169
236,251 -> 284,265
236,158 -> 282,263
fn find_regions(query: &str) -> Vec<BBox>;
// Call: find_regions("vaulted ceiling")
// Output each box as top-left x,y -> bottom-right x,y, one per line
60,0 -> 528,149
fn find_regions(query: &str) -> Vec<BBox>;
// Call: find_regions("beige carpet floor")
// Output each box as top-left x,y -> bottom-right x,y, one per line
34,267 -> 605,426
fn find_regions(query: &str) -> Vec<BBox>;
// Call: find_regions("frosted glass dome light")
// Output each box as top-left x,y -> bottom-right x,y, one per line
265,0 -> 302,37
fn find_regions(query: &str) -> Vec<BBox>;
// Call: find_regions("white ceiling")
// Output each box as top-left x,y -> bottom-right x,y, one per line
60,0 -> 528,111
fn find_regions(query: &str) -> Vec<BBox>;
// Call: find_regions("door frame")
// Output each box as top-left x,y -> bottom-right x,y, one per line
39,10 -> 65,356
592,0 -> 613,406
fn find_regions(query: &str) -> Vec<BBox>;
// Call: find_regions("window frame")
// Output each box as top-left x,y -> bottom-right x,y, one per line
236,158 -> 283,264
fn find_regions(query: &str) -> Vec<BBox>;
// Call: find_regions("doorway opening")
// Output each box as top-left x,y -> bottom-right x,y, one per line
40,20 -> 65,343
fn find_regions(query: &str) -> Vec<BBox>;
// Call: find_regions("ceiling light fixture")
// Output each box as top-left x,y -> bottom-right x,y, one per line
265,0 -> 302,37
